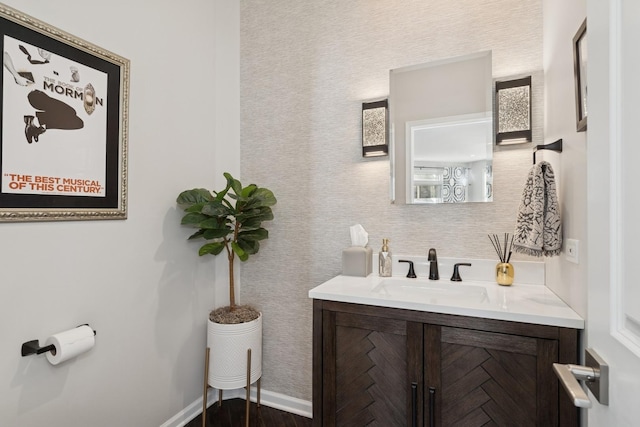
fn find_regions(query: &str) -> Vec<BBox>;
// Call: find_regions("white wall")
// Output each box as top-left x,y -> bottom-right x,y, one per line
0,1 -> 239,426
240,0 -> 543,402
542,0 -> 588,317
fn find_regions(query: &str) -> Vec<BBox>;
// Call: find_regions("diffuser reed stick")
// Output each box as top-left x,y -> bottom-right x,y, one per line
488,233 -> 514,263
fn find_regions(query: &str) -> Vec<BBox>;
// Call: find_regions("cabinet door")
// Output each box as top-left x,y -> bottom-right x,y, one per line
322,311 -> 422,426
424,325 -> 559,427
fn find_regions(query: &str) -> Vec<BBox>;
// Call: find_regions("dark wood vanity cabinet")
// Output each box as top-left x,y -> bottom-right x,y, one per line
313,300 -> 579,427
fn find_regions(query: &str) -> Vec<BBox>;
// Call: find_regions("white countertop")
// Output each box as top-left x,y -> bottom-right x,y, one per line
309,274 -> 584,329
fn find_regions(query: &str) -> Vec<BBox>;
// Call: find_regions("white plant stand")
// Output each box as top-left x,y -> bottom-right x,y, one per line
201,314 -> 262,427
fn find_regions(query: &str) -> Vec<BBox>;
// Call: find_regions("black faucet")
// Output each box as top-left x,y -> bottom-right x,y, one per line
428,248 -> 439,280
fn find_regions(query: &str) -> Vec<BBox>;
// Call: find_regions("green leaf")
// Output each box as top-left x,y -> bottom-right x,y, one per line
240,199 -> 258,210
202,228 -> 233,239
231,241 -> 249,261
199,242 -> 225,256
181,212 -> 208,225
237,238 -> 259,255
252,188 -> 277,206
184,202 -> 206,213
187,230 -> 205,240
224,172 -> 242,196
236,207 -> 274,223
176,189 -> 213,208
213,188 -> 229,203
198,217 -> 225,230
241,189 -> 277,211
238,228 -> 269,241
239,217 -> 266,231
201,201 -> 231,217
240,184 -> 257,199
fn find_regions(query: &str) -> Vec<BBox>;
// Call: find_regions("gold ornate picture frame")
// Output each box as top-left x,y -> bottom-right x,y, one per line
0,3 -> 129,221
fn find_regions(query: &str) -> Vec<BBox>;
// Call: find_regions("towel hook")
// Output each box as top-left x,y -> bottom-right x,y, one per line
533,138 -> 563,164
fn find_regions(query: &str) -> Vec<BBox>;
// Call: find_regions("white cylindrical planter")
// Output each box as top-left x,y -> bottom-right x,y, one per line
207,313 -> 262,390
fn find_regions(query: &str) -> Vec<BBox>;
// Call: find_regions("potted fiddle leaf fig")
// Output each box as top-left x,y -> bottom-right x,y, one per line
176,172 -> 276,391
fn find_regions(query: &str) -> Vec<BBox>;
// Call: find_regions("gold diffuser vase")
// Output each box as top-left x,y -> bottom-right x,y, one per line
496,262 -> 514,286
489,233 -> 515,286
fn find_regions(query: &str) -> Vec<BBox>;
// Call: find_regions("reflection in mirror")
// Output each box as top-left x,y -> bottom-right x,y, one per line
407,113 -> 493,203
390,51 -> 493,204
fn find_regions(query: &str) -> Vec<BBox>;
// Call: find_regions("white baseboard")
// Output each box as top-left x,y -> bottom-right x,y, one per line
249,387 -> 312,418
160,386 -> 312,427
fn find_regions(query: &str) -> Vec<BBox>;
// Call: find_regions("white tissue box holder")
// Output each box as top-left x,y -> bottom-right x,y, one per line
342,246 -> 373,277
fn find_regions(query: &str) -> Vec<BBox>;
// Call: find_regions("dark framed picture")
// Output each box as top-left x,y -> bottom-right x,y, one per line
0,4 -> 129,222
573,18 -> 587,132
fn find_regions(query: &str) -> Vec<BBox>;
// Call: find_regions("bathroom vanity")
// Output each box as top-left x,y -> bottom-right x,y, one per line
309,264 -> 583,427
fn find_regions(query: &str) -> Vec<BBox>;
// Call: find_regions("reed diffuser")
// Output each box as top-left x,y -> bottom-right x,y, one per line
488,233 -> 514,286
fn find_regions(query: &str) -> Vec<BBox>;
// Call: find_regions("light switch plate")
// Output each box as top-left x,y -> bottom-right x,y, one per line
566,239 -> 579,264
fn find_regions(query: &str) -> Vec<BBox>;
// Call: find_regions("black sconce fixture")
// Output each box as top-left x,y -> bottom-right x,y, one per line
362,99 -> 388,157
495,76 -> 532,144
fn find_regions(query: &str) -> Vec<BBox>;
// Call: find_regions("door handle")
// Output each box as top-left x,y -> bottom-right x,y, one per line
552,363 -> 596,408
553,348 -> 609,408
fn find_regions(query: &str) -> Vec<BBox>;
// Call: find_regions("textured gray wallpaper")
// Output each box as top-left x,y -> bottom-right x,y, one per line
240,0 -> 542,401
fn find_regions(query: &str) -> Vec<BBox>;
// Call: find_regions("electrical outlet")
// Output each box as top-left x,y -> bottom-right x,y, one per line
566,239 -> 579,264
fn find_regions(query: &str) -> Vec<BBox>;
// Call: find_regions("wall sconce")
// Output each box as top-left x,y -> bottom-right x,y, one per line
362,99 -> 388,157
495,76 -> 532,144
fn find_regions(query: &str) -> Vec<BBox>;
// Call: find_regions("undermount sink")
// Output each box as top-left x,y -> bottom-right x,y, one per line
373,278 -> 490,304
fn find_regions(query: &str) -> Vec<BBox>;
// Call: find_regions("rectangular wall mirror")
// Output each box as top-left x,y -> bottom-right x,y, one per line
390,51 -> 494,204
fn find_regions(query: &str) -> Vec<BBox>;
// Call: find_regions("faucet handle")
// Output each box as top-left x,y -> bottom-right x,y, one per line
451,263 -> 472,282
398,260 -> 417,278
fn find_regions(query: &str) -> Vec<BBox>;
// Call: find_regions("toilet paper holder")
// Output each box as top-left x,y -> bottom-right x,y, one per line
21,324 -> 96,357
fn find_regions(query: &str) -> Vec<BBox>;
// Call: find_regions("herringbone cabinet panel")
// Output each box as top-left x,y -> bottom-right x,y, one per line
441,342 -> 536,426
427,326 -> 558,427
335,323 -> 407,426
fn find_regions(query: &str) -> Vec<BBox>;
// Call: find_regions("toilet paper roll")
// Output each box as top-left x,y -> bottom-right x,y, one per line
45,325 -> 95,365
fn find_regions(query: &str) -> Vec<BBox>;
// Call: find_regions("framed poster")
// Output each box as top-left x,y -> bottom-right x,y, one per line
0,3 -> 129,221
573,18 -> 587,132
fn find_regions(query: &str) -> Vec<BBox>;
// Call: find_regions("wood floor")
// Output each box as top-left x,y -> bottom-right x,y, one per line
185,398 -> 312,427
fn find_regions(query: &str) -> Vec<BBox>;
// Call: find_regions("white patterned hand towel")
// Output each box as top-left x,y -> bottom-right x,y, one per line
513,161 -> 562,257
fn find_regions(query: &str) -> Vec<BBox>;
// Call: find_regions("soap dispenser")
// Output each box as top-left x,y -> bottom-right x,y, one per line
379,238 -> 392,277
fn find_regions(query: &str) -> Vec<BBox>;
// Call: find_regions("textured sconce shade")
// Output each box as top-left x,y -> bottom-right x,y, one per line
496,76 -> 532,144
362,99 -> 388,157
